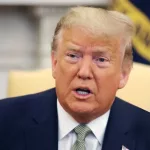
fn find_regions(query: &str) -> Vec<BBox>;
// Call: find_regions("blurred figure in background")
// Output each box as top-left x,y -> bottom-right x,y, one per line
0,6 -> 150,150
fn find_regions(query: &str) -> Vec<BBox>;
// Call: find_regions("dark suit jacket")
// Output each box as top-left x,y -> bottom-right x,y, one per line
0,88 -> 150,150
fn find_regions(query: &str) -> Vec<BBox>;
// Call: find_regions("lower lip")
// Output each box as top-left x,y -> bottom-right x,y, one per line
72,90 -> 92,99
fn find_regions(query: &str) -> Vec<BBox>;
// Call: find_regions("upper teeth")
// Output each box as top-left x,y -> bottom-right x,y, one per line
77,91 -> 89,95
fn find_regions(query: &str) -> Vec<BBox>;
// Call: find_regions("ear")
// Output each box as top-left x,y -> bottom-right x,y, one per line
51,51 -> 57,79
118,66 -> 131,89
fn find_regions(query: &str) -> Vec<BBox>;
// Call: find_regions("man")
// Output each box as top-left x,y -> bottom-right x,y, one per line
0,6 -> 150,150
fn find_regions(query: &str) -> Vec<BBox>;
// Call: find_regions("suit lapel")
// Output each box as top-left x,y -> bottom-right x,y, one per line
24,89 -> 58,150
102,120 -> 136,150
102,98 -> 136,150
25,119 -> 58,150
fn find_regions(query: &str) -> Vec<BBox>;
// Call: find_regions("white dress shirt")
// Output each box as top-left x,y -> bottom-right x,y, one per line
57,100 -> 110,150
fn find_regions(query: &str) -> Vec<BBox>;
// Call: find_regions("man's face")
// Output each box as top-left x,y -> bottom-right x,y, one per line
51,27 -> 130,123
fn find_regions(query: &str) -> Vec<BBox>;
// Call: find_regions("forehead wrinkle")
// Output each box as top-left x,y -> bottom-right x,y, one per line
66,39 -> 115,49
62,27 -> 109,47
62,28 -> 122,54
65,42 -> 119,57
67,38 -> 120,51
66,41 -> 82,50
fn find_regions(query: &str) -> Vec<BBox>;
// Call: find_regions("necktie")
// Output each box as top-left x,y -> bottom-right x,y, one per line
71,124 -> 92,150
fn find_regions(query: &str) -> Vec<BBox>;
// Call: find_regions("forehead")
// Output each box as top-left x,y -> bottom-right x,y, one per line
59,27 -> 122,53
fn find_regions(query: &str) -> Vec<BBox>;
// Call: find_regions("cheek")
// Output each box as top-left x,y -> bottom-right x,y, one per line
95,69 -> 121,95
55,59 -> 78,87
55,61 -> 79,108
93,72 -> 119,111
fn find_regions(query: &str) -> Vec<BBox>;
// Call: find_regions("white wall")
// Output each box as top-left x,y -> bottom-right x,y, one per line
0,6 -> 38,70
0,6 -> 68,98
0,0 -> 110,5
0,72 -> 8,99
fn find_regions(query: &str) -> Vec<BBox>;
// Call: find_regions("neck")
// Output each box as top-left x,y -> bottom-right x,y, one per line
70,112 -> 103,124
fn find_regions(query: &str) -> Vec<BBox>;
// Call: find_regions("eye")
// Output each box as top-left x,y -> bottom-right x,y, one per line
96,57 -> 107,62
98,57 -> 106,62
94,56 -> 110,67
65,52 -> 81,63
67,53 -> 78,59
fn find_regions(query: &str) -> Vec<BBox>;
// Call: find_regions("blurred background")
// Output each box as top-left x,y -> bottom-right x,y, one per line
0,0 -> 149,99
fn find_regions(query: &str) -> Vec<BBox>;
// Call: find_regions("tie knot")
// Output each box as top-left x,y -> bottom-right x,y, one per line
74,124 -> 91,141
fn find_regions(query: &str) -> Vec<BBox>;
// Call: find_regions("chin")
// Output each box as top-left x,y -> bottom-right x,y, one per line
69,102 -> 94,114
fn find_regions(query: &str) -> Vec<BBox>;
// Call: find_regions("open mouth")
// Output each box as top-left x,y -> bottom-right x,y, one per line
75,88 -> 92,96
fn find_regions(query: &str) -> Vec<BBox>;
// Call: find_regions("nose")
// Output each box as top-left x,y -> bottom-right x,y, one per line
77,57 -> 93,80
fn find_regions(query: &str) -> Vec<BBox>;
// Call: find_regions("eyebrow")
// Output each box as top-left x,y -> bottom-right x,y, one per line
91,46 -> 112,52
66,42 -> 113,54
66,42 -> 81,51
92,49 -> 113,56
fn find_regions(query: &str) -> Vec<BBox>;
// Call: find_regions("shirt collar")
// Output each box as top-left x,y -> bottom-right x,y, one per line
87,110 -> 110,144
57,99 -> 110,145
57,100 -> 79,140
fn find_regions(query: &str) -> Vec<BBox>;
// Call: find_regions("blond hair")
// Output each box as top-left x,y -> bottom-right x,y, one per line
51,6 -> 134,66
